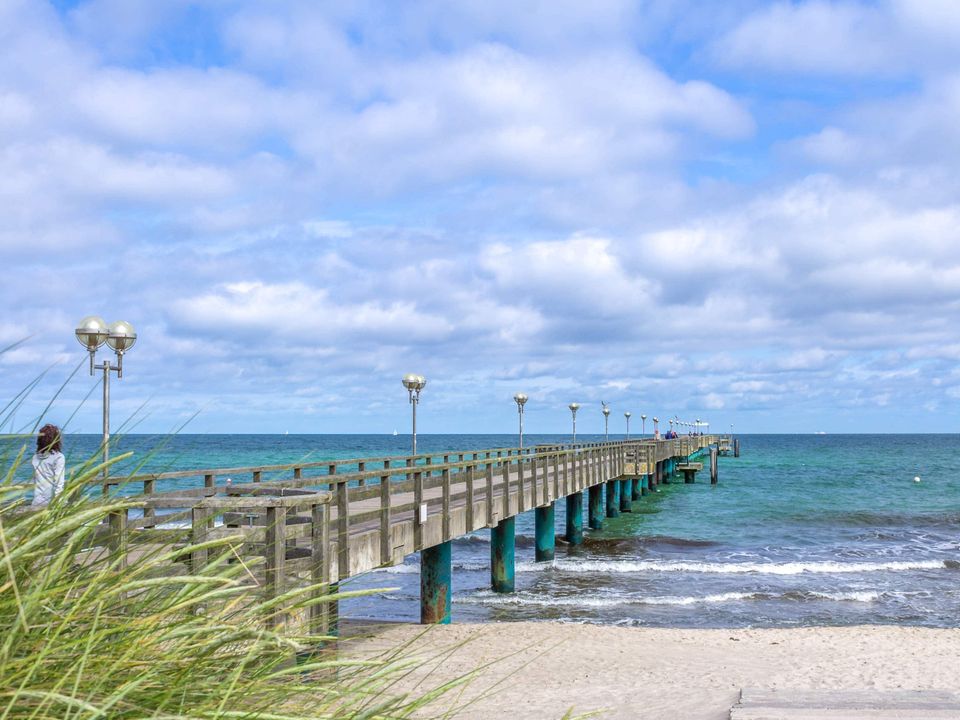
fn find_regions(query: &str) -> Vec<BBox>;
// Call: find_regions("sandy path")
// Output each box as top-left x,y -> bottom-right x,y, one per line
345,623 -> 960,720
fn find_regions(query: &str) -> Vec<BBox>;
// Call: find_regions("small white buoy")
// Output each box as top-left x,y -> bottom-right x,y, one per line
913,476 -> 921,483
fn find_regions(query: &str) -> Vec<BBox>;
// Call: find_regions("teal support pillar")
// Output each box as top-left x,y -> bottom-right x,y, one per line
565,492 -> 583,545
420,541 -> 452,624
535,502 -> 555,561
631,477 -> 641,501
642,475 -> 651,495
662,459 -> 671,484
491,517 -> 515,593
605,479 -> 620,518
620,479 -> 632,512
588,485 -> 604,530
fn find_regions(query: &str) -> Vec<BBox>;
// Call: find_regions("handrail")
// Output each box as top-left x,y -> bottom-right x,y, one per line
113,436 -> 719,500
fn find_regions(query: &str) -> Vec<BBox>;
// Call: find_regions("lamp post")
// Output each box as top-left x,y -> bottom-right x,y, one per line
653,416 -> 660,439
696,417 -> 701,436
402,374 -> 427,455
569,403 -> 580,444
624,411 -> 632,440
602,402 -> 610,442
75,316 -> 137,491
668,418 -> 674,436
513,393 -> 528,450
641,414 -> 647,438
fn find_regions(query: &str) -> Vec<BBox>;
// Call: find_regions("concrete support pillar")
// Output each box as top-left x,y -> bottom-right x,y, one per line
420,541 -> 452,624
605,479 -> 620,518
588,485 -> 604,530
654,461 -> 662,487
535,502 -> 556,561
491,518 -> 515,593
684,469 -> 695,484
662,459 -> 671,485
631,477 -> 641,501
642,475 -> 650,495
619,478 -> 632,512
710,447 -> 719,485
734,439 -> 740,457
565,492 -> 583,545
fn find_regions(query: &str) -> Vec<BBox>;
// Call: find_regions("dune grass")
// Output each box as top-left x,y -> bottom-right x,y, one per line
0,439 -> 475,720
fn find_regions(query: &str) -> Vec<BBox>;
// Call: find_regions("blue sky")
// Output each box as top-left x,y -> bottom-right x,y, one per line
4,0 -> 960,435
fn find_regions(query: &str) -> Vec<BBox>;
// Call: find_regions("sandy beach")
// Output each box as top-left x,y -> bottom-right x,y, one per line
346,622 -> 960,719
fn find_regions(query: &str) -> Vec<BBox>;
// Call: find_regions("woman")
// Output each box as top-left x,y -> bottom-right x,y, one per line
31,424 -> 65,506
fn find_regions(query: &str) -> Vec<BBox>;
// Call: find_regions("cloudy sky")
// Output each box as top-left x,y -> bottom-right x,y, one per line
3,0 -> 960,435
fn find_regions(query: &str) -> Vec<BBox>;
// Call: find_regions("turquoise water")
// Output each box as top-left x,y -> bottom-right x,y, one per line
7,433 -> 960,627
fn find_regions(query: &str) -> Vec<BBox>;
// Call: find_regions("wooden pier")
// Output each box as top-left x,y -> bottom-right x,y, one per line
101,435 -> 725,629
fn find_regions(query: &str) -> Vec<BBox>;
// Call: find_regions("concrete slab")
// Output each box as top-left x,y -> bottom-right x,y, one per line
731,688 -> 960,720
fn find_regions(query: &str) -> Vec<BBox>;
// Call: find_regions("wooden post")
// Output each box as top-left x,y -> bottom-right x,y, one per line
465,464 -> 475,531
441,468 -> 451,541
413,471 -> 424,551
485,464 -> 494,526
190,506 -> 210,572
517,459 -> 526,513
710,447 -> 719,484
379,462 -> 392,566
501,462 -> 510,518
337,482 -> 350,580
265,503 -> 287,629
108,508 -> 127,573
310,500 -> 334,636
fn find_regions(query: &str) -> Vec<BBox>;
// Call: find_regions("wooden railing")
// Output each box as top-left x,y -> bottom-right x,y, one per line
77,435 -> 718,630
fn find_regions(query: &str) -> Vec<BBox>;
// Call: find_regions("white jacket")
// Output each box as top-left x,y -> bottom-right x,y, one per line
32,451 -> 65,506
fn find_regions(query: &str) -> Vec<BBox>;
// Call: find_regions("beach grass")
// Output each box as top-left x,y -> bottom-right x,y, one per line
0,439 -> 476,719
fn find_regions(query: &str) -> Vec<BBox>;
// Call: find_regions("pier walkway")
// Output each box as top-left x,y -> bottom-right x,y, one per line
105,435 -> 723,629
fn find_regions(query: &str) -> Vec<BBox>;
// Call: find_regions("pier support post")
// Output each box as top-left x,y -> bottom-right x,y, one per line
710,447 -> 719,485
491,517 -> 515,593
734,439 -> 740,457
661,460 -> 671,485
631,477 -> 641,501
684,469 -> 695,484
588,485 -> 604,530
565,493 -> 583,545
605,479 -> 620,518
535,502 -> 555,561
619,479 -> 632,512
420,541 -> 452,624
642,475 -> 650,495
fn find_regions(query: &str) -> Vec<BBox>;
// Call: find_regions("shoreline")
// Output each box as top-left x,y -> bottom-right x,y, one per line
345,622 -> 960,720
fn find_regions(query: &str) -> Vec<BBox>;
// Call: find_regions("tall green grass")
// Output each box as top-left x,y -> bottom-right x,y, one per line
0,362 -> 472,720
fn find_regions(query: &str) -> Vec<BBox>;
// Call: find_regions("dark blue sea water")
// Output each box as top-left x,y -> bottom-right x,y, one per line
6,433 -> 960,628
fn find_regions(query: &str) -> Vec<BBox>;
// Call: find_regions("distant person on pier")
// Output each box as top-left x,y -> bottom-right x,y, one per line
31,424 -> 65,506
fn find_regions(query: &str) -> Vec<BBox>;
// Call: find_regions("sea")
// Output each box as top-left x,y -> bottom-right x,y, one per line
6,433 -> 960,628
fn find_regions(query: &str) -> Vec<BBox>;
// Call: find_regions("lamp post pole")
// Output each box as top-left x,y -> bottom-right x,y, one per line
569,403 -> 580,444
624,411 -> 631,440
641,414 -> 646,438
602,403 -> 610,442
75,317 -> 137,493
402,374 -> 427,456
513,393 -> 528,450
